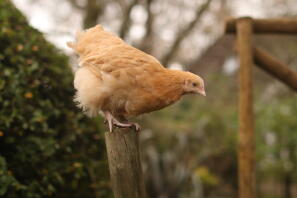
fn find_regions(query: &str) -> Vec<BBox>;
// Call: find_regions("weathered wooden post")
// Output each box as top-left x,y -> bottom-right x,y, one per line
105,128 -> 146,198
225,16 -> 297,198
226,18 -> 297,34
236,17 -> 256,198
253,47 -> 297,91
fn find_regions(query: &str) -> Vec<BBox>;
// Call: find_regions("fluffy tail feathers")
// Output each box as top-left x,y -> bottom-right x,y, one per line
66,25 -> 104,51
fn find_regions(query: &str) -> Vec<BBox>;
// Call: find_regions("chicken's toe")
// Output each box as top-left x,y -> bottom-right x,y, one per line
132,123 -> 141,132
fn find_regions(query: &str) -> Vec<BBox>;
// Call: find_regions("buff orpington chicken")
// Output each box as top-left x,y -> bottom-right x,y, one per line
67,25 -> 206,132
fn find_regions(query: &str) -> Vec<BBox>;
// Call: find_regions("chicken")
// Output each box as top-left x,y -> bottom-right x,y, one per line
67,25 -> 205,132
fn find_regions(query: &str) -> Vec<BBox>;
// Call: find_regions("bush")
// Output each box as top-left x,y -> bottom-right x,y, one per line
0,1 -> 111,197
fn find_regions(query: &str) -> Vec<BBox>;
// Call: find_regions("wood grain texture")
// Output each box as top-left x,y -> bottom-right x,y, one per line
236,17 -> 256,198
226,18 -> 297,34
105,129 -> 146,198
254,47 -> 297,91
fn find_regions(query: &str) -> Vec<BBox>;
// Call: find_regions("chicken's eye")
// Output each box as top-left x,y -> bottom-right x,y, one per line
192,82 -> 197,87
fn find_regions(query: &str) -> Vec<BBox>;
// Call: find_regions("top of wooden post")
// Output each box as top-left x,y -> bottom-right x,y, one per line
225,17 -> 297,34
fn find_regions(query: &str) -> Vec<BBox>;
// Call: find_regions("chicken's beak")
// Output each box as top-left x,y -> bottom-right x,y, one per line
197,86 -> 206,96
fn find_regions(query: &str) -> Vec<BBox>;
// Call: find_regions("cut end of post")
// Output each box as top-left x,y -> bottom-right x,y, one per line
225,17 -> 253,34
237,16 -> 253,21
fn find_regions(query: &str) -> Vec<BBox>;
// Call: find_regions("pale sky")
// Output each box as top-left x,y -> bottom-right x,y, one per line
12,0 -> 82,53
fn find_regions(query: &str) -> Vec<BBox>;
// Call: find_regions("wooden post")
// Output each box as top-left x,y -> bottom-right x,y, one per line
253,47 -> 297,91
226,18 -> 297,34
105,128 -> 146,198
236,17 -> 256,198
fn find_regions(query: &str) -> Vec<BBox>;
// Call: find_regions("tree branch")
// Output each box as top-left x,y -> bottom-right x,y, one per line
83,0 -> 104,29
68,0 -> 86,10
119,0 -> 138,39
139,0 -> 155,53
161,0 -> 213,66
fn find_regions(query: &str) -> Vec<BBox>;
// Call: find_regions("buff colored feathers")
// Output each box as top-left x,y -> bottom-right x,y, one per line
67,25 -> 205,132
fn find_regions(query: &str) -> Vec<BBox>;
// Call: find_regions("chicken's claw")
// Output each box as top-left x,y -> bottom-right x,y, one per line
104,112 -> 114,132
104,111 -> 141,132
132,123 -> 141,132
113,121 -> 141,133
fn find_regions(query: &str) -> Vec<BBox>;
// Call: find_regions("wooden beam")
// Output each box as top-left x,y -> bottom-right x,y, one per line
254,47 -> 297,91
237,17 -> 256,198
226,18 -> 297,34
105,129 -> 146,198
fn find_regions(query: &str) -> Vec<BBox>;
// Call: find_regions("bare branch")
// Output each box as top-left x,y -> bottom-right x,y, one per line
139,0 -> 154,53
161,0 -> 213,66
83,0 -> 104,29
119,0 -> 138,39
68,0 -> 86,10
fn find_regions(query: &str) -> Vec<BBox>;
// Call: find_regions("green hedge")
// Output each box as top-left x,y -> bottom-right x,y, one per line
0,1 -> 111,197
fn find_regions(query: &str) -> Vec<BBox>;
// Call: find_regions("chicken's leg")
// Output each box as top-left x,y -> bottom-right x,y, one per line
104,111 -> 141,132
104,112 -> 114,132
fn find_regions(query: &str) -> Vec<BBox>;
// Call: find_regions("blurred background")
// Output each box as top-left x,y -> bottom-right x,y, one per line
1,0 -> 297,197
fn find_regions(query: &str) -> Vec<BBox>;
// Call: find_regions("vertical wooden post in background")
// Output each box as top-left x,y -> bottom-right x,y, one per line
105,129 -> 146,198
236,17 -> 256,198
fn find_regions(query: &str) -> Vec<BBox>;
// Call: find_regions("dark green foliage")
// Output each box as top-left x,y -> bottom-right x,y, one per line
0,1 -> 111,197
256,96 -> 297,197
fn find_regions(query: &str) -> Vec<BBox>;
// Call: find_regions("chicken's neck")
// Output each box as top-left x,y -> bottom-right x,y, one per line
153,69 -> 186,103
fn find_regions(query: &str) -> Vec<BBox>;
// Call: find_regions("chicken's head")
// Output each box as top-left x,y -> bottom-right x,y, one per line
183,72 -> 206,96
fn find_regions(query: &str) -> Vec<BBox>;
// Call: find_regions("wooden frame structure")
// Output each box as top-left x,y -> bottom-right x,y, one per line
226,17 -> 297,198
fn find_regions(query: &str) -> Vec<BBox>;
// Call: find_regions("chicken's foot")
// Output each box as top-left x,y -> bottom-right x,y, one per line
104,111 -> 141,132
